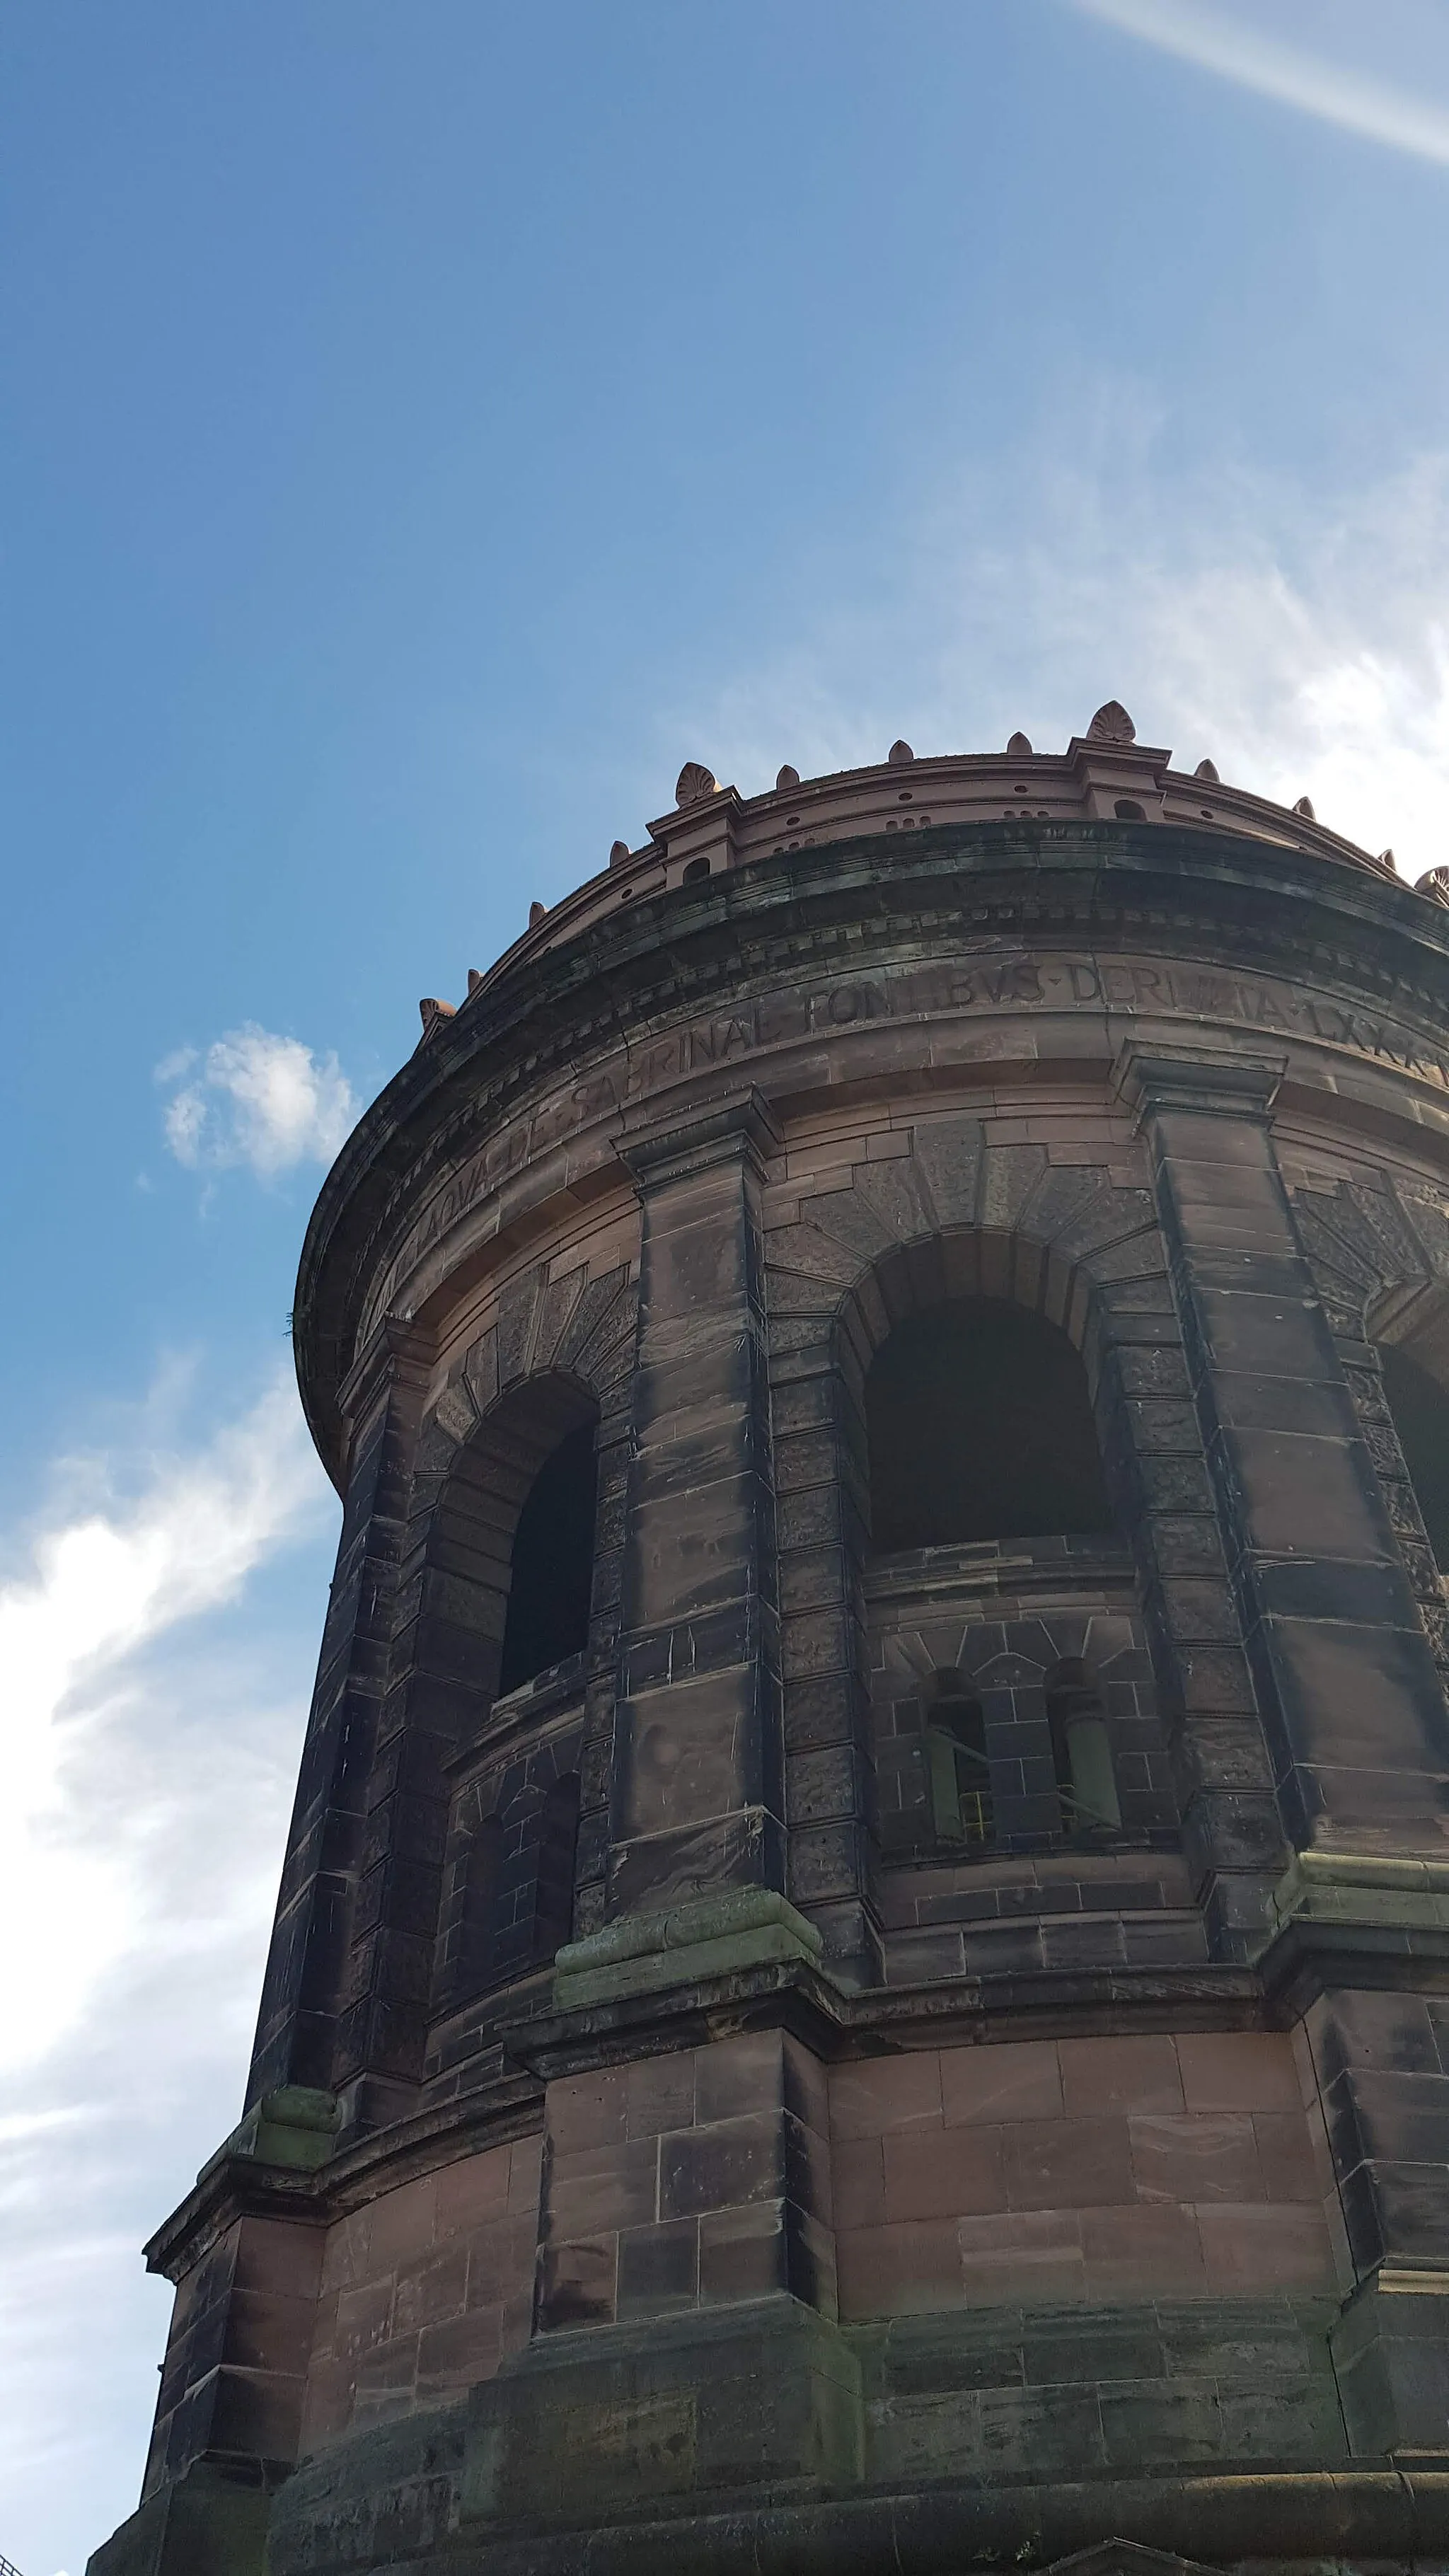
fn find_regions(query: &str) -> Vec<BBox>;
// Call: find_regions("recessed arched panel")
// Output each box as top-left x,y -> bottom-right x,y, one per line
458,1814 -> 504,1999
865,1296 -> 1113,1552
533,1773 -> 582,1961
498,1422 -> 599,1694
422,1372 -> 598,1715
1380,1343 -> 1449,1571
925,1684 -> 993,1850
1046,1658 -> 1122,1836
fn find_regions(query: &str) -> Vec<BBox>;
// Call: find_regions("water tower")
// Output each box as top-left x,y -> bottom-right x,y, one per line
93,706 -> 1449,2575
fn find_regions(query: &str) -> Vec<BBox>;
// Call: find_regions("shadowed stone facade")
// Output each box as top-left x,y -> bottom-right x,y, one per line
91,712 -> 1449,2573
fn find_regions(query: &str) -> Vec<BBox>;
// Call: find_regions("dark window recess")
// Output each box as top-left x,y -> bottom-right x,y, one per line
682,855 -> 711,882
1380,1344 -> 1449,1570
866,1298 -> 1112,1551
458,1815 -> 504,1996
533,1774 -> 582,1961
1114,797 -> 1146,820
925,1691 -> 993,1847
497,1423 -> 599,1695
1046,1659 -> 1121,1834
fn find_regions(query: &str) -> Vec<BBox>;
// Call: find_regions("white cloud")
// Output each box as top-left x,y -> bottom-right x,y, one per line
1071,0 -> 1449,166
0,1368 -> 329,2066
157,1023 -> 356,1179
686,430 -> 1449,884
0,1368 -> 336,2571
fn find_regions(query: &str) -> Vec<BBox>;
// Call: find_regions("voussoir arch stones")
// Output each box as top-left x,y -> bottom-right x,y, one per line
763,1111 -> 1165,1342
411,1258 -> 637,1483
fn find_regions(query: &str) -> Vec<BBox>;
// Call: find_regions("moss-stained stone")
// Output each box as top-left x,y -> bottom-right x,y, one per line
198,2087 -> 340,2181
553,1885 -> 824,2007
1269,1847 -> 1449,1934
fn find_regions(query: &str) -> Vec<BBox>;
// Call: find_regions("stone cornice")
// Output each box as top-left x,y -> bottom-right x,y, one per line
156,1949 -> 1269,2280
143,2068 -> 545,2285
146,1913 -> 1449,2283
294,821 -> 1449,1485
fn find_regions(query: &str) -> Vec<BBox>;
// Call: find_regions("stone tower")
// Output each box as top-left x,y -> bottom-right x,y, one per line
93,709 -> 1449,2576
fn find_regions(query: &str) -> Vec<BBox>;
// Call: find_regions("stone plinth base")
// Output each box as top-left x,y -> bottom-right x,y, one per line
84,2455 -> 284,2576
189,2288 -> 1443,2576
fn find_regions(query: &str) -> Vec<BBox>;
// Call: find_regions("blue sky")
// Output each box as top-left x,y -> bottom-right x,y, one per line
6,3 -> 1449,2566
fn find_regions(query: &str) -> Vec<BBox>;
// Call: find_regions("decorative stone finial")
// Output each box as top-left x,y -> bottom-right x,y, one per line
675,762 -> 718,807
1194,758 -> 1220,782
608,839 -> 631,869
418,998 -> 456,1038
887,739 -> 914,766
1006,732 -> 1032,756
529,901 -> 546,927
1415,866 -> 1449,906
1378,850 -> 1396,872
466,968 -> 483,995
1293,795 -> 1315,820
1087,700 -> 1136,744
776,764 -> 800,790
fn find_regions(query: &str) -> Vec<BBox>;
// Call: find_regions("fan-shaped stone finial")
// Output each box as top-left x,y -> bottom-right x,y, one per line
1194,758 -> 1220,783
1416,866 -> 1449,906
887,739 -> 915,766
1378,849 -> 1396,871
675,761 -> 718,807
418,997 -> 456,1037
1006,731 -> 1032,756
1293,795 -> 1315,820
775,763 -> 801,790
467,968 -> 483,995
608,839 -> 631,869
529,901 -> 546,927
1087,700 -> 1136,744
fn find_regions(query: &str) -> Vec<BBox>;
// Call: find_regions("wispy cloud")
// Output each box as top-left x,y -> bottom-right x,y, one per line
0,1370 -> 335,2572
157,1024 -> 355,1179
1071,0 -> 1449,167
681,424 -> 1449,883
0,1368 -> 328,2064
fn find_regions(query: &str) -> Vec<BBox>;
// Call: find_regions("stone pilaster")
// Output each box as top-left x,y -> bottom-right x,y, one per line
247,1319 -> 432,2108
1119,1049 -> 1449,1855
1266,1875 -> 1449,2455
1123,1048 -> 1449,2459
457,2026 -> 850,2531
606,1090 -> 786,1919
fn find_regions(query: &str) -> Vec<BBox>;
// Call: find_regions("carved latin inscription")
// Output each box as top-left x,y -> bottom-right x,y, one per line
366,952 -> 1449,1324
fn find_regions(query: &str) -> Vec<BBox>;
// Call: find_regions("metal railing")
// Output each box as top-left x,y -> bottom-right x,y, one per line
0,2553 -> 25,2575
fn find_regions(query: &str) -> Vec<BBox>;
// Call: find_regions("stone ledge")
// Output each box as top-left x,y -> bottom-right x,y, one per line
553,1887 -> 825,2009
427,2467 -> 1449,2576
264,2425 -> 1449,2576
197,2084 -> 340,2183
1269,1849 -> 1449,1934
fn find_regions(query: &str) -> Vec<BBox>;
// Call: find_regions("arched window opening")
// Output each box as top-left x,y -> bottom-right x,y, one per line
924,1684 -> 993,1849
682,855 -> 711,883
497,1422 -> 599,1697
458,1814 -> 504,1999
1046,1660 -> 1121,1835
865,1297 -> 1112,1552
1380,1344 -> 1449,1572
533,1774 -> 582,1962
